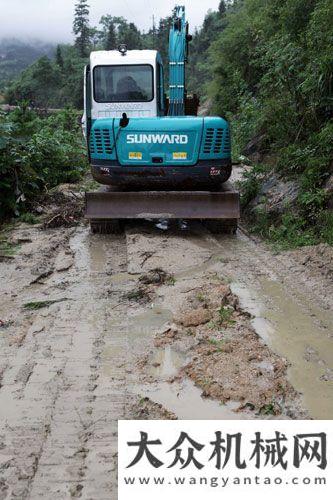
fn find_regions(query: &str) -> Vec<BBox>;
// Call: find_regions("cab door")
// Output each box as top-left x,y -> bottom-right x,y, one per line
82,65 -> 92,141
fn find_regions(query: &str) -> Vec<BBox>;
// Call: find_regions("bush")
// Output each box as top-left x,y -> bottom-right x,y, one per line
0,105 -> 87,220
239,163 -> 268,207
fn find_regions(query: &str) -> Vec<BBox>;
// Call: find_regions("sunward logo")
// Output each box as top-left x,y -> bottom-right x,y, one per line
126,134 -> 188,145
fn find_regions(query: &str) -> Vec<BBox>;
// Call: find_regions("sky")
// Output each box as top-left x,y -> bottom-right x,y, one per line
0,0 -> 221,42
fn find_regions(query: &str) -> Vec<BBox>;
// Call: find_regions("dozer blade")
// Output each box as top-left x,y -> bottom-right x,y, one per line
85,183 -> 240,221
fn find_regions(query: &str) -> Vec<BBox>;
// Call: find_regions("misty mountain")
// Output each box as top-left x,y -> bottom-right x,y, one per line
0,38 -> 55,89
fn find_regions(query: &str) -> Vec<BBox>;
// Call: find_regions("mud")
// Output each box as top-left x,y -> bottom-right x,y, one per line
0,184 -> 332,497
285,243 -> 333,281
136,281 -> 303,419
130,396 -> 177,420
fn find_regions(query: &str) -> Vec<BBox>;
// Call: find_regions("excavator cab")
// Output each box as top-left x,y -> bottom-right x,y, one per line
83,48 -> 165,136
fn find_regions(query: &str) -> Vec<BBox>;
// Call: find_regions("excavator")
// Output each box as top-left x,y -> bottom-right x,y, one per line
83,6 -> 240,233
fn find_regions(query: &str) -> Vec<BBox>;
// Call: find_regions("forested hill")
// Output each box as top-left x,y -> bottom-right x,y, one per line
0,39 -> 55,90
2,5 -> 224,108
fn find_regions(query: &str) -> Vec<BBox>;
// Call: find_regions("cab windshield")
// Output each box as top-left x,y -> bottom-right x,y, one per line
94,64 -> 154,103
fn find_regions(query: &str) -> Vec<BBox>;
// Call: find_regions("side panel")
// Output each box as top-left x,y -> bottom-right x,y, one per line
199,117 -> 231,161
89,119 -> 117,161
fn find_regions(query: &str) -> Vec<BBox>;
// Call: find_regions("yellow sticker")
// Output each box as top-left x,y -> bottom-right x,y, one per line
129,152 -> 142,160
173,152 -> 187,160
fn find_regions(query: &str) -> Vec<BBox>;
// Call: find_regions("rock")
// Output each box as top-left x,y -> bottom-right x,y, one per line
220,342 -> 233,353
54,251 -> 74,272
157,323 -> 178,335
139,268 -> 168,285
176,307 -> 212,327
250,175 -> 300,217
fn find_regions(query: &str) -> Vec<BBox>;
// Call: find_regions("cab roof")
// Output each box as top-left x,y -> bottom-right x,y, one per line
90,49 -> 159,67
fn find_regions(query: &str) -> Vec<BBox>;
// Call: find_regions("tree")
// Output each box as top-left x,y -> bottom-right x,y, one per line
90,27 -> 101,49
105,21 -> 117,50
55,45 -> 64,69
73,0 -> 91,57
118,22 -> 142,50
218,1 -> 227,16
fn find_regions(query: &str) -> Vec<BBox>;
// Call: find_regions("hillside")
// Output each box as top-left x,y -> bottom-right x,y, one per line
0,38 -> 55,90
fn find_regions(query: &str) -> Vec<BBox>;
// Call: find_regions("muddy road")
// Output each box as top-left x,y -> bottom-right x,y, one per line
0,182 -> 332,498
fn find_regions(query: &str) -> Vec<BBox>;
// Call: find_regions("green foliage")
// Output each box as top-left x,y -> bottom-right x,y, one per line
239,164 -> 267,207
18,212 -> 39,224
6,45 -> 87,109
99,15 -> 144,50
73,0 -> 91,58
250,210 -> 318,249
0,237 -> 19,257
105,21 -> 117,50
6,56 -> 62,108
218,306 -> 235,326
318,210 -> 333,245
23,299 -> 68,310
187,8 -> 228,97
0,105 -> 87,220
166,276 -> 176,286
207,0 -> 333,247
260,403 -> 276,416
209,0 -> 333,146
55,45 -> 64,69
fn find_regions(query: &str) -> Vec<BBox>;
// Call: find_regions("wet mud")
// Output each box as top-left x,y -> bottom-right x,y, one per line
0,188 -> 332,497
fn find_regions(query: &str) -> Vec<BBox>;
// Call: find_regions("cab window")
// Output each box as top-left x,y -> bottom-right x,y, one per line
94,65 -> 154,103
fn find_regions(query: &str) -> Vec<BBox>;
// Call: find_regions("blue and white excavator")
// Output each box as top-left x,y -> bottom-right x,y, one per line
83,6 -> 240,233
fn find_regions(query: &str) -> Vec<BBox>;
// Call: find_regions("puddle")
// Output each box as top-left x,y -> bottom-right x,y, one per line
133,378 -> 246,420
128,306 -> 173,349
133,342 -> 251,420
231,278 -> 333,419
102,305 -> 173,378
148,345 -> 188,379
174,254 -> 222,282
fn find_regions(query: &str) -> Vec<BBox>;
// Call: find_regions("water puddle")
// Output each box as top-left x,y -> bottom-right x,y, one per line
148,345 -> 188,379
132,341 -> 250,419
231,278 -> 333,419
174,254 -> 222,282
128,306 -> 173,349
102,305 -> 173,379
134,378 -> 245,420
